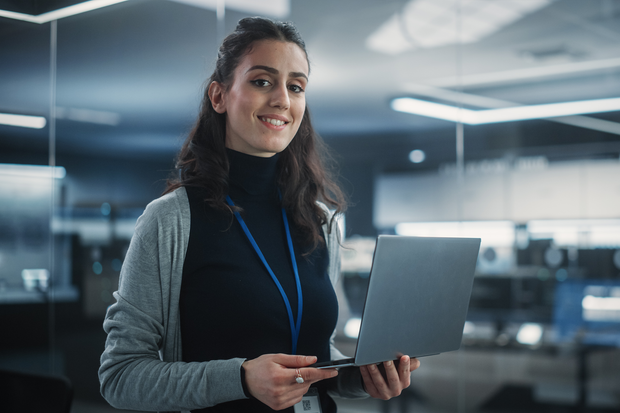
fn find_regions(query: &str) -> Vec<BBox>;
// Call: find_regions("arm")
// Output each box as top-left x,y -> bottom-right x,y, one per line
98,191 -> 247,411
100,292 -> 246,411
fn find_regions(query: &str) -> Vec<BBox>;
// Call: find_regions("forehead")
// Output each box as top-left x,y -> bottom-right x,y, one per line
236,40 -> 309,77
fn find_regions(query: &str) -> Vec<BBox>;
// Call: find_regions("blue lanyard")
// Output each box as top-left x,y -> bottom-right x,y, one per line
225,194 -> 303,355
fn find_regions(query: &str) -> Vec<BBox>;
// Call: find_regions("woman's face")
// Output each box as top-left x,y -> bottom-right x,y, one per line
209,40 -> 309,157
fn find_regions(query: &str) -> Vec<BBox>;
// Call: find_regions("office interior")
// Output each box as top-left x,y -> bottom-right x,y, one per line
1,0 -> 620,412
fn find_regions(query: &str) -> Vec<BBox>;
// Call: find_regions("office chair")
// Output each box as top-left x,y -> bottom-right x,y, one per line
0,368 -> 73,413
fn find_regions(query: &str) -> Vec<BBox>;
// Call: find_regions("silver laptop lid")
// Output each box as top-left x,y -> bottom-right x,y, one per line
354,235 -> 481,366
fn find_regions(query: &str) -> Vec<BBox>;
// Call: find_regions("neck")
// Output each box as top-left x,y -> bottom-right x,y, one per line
227,148 -> 280,196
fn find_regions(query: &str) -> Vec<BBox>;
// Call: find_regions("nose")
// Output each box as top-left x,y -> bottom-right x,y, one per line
269,83 -> 290,109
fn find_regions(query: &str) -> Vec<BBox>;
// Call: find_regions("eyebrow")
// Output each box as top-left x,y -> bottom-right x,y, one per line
246,65 -> 308,81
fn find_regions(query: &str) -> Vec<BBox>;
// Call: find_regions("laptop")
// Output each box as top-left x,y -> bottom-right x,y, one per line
312,235 -> 481,369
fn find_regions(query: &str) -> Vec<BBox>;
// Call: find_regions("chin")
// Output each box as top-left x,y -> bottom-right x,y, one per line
261,141 -> 294,154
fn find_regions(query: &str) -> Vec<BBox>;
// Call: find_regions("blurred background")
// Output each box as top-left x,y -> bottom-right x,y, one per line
1,0 -> 620,412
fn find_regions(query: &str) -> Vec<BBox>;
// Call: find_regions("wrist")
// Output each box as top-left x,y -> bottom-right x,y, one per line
240,363 -> 253,399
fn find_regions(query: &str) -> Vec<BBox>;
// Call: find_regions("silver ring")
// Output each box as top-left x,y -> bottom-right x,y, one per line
295,369 -> 304,384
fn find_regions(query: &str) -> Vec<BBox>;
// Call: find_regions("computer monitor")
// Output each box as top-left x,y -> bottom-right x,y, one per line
553,279 -> 620,347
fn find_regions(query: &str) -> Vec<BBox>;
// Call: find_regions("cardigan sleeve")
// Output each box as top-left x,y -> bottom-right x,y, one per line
98,190 -> 247,412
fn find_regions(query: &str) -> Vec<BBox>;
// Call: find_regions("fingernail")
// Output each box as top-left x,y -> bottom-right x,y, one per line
386,360 -> 393,367
404,356 -> 410,362
307,356 -> 317,363
369,364 -> 376,371
331,370 -> 338,377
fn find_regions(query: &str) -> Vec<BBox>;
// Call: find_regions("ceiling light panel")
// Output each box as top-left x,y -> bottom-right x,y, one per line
365,15 -> 410,55
367,0 -> 555,54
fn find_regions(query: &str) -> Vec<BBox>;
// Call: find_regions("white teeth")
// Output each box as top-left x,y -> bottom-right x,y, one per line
261,117 -> 285,126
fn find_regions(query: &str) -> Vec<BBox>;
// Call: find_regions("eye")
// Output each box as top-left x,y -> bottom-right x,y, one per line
251,79 -> 271,87
289,84 -> 304,93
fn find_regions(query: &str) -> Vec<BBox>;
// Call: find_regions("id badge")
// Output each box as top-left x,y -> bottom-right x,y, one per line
293,387 -> 322,413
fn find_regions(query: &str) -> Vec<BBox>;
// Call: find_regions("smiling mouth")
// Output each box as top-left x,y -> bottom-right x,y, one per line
259,116 -> 288,126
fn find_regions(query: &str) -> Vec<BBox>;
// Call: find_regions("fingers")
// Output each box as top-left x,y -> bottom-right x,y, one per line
398,356 -> 411,388
299,367 -> 338,385
268,353 -> 338,386
273,354 -> 318,368
384,360 -> 402,388
262,364 -> 335,409
410,356 -> 421,371
243,354 -> 339,410
361,363 -> 397,400
274,353 -> 338,383
360,356 -> 418,401
360,365 -> 380,398
372,361 -> 400,399
263,384 -> 308,410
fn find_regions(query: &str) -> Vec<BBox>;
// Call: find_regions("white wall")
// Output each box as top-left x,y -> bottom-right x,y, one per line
374,159 -> 620,227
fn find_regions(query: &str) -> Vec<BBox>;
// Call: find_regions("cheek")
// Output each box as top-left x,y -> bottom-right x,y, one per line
227,89 -> 255,119
293,100 -> 306,123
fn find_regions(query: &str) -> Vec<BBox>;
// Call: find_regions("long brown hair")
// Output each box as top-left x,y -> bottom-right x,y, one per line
164,17 -> 346,251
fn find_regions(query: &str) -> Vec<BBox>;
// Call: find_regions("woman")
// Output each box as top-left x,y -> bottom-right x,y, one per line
99,16 -> 419,412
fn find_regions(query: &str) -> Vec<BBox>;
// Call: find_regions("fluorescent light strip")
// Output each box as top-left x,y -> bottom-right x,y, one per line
0,164 -> 66,179
395,220 -> 515,246
528,219 -> 620,233
582,295 -> 620,311
392,97 -> 620,125
0,113 -> 46,129
402,83 -> 620,136
56,106 -> 121,125
527,219 -> 620,247
403,83 -> 516,109
0,0 -> 127,24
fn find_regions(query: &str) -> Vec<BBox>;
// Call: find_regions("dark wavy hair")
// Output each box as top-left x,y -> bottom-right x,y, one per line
164,16 -> 346,251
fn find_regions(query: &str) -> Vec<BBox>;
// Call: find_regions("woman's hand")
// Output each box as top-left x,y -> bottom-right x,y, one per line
242,354 -> 338,411
360,355 -> 420,400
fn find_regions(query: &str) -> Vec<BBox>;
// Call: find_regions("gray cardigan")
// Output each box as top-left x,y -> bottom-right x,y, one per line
99,187 -> 366,412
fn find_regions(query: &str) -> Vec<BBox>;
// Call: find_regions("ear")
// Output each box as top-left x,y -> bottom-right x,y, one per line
208,81 -> 227,114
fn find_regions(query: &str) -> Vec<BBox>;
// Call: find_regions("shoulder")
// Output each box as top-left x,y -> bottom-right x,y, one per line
141,187 -> 189,220
143,187 -> 189,217
317,201 -> 342,286
316,200 -> 340,236
316,200 -> 342,249
316,200 -> 333,221
135,187 -> 190,238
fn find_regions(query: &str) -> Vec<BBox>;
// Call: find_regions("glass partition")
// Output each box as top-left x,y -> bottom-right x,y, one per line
361,1 -> 620,412
0,16 -> 61,375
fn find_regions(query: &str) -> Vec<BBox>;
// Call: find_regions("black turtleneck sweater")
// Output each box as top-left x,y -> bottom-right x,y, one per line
180,149 -> 339,413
